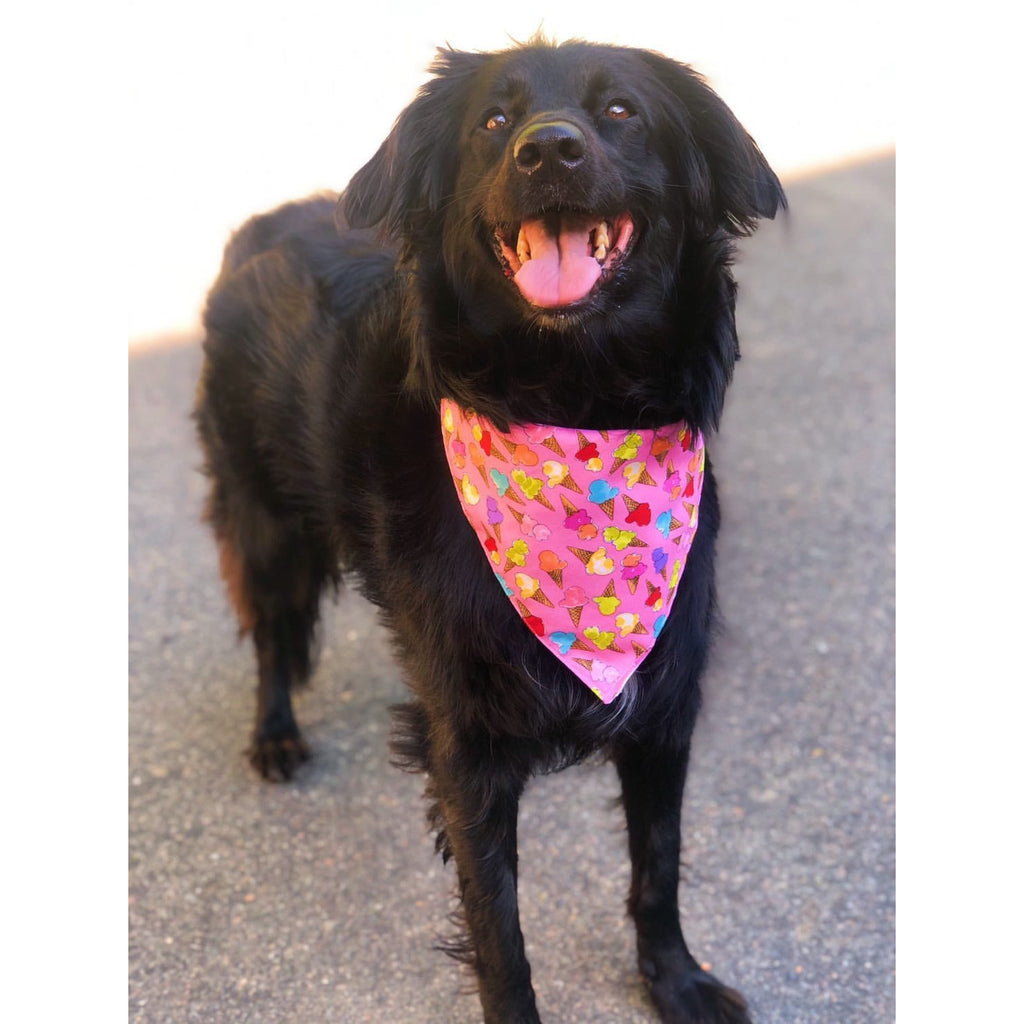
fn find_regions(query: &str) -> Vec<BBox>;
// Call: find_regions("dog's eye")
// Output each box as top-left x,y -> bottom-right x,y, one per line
484,110 -> 509,131
604,100 -> 635,120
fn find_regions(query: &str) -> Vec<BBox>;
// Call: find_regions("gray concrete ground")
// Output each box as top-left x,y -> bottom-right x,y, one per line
129,152 -> 894,1023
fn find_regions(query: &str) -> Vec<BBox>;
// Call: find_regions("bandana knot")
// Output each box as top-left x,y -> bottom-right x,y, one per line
441,400 -> 705,703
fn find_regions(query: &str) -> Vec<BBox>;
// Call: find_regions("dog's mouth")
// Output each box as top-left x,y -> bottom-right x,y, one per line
493,212 -> 635,309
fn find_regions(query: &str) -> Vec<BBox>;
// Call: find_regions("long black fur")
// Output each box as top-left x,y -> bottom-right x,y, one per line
196,38 -> 784,1024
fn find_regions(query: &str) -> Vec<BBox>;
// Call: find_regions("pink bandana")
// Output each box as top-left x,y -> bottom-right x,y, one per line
440,400 -> 705,703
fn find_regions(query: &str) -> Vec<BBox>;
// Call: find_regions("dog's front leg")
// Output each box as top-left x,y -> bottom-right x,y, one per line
429,736 -> 539,1024
615,739 -> 750,1024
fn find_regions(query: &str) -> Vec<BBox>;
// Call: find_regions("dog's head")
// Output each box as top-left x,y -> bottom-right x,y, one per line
341,40 -> 785,431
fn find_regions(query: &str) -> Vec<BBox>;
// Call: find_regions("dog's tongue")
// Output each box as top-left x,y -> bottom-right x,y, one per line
514,218 -> 601,308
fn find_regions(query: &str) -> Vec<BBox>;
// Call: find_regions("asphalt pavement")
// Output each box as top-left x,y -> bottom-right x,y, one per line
129,151 -> 895,1023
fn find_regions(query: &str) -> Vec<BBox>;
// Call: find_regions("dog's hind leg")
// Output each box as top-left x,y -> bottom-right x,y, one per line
205,481 -> 332,781
614,739 -> 751,1024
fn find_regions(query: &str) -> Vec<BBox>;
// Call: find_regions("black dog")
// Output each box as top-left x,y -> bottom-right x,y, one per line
196,38 -> 784,1024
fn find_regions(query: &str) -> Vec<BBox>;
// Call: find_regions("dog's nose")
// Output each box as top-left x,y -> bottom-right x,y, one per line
513,121 -> 586,177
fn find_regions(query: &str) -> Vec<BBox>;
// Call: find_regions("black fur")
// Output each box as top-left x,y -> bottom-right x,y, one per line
196,38 -> 784,1023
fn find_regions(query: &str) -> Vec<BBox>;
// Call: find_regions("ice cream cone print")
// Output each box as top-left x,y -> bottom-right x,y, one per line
558,471 -> 583,494
513,573 -> 538,599
501,439 -> 540,467
504,538 -> 529,572
585,548 -> 616,576
608,433 -> 644,474
542,460 -> 568,488
567,545 -> 595,566
583,626 -> 617,650
615,611 -> 640,636
650,434 -> 673,464
593,580 -> 621,616
620,462 -> 659,488
622,496 -> 653,527
538,549 -> 567,587
440,398 -> 706,704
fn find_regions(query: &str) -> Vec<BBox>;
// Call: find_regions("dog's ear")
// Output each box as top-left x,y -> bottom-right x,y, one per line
339,48 -> 490,240
639,52 -> 786,236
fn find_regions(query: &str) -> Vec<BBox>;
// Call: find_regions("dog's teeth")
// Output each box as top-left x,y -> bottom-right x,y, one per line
516,229 -> 530,264
593,221 -> 610,261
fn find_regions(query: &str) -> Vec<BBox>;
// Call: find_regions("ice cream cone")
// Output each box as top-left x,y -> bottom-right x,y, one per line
568,605 -> 584,627
531,490 -> 555,511
567,545 -> 595,565
598,498 -> 617,519
541,436 -> 566,456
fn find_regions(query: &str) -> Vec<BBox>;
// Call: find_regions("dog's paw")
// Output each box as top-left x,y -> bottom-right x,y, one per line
645,966 -> 751,1024
249,728 -> 310,782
